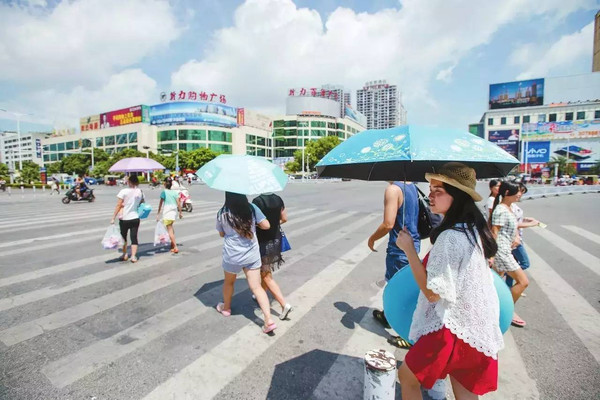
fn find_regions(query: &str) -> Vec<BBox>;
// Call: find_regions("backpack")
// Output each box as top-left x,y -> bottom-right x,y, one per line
416,187 -> 442,239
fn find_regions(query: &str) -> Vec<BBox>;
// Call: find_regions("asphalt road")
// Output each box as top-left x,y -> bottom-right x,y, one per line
0,181 -> 598,400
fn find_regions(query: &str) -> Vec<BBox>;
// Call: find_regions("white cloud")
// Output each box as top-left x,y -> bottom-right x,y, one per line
170,0 -> 597,120
514,22 -> 594,80
21,69 -> 158,126
0,0 -> 181,87
436,65 -> 456,83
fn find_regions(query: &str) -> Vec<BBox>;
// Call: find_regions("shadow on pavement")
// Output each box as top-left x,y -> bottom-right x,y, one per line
103,242 -> 172,264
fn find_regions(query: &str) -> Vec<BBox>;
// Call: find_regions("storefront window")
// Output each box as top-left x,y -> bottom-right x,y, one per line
209,144 -> 232,153
298,121 -> 309,127
43,154 -> 50,162
159,130 -> 177,142
208,130 -> 232,142
179,143 -> 203,151
179,129 -> 206,141
311,121 -> 326,128
57,142 -> 65,151
273,128 -> 285,137
284,120 -> 297,127
327,122 -> 336,129
116,134 -> 127,145
50,153 -> 57,161
273,120 -> 285,128
285,129 -> 297,137
96,137 -> 104,147
66,141 -> 75,150
159,143 -> 176,152
82,139 -> 92,148
311,129 -> 326,137
106,148 -> 114,155
105,135 -> 115,145
128,132 -> 138,143
50,144 -> 57,152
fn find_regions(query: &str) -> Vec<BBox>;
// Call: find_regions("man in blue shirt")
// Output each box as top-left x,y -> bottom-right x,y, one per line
368,181 -> 420,348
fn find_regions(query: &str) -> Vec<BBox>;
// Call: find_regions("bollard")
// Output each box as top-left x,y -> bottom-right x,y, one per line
364,349 -> 396,400
7,187 -> 11,196
43,185 -> 45,193
20,186 -> 24,194
33,186 -> 36,195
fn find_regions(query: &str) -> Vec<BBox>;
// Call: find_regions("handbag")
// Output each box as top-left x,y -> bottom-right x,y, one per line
416,187 -> 442,239
280,227 -> 291,252
138,203 -> 152,219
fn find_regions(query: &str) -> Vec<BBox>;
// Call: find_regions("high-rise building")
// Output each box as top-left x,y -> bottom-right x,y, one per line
594,10 -> 600,72
356,80 -> 406,129
319,84 -> 351,117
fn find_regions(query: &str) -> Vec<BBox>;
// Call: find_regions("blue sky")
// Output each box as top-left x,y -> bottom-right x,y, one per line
0,0 -> 598,133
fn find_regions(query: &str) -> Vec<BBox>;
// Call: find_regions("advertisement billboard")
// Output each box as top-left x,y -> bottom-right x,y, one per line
487,129 -> 519,157
150,101 -> 237,128
35,138 -> 42,159
489,78 -> 544,109
80,115 -> 100,132
100,105 -> 145,128
522,120 -> 600,141
344,104 -> 367,128
550,139 -> 599,165
524,141 -> 550,163
237,108 -> 272,131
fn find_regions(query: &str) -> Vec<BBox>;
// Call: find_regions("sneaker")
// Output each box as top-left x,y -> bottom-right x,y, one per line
280,303 -> 293,320
372,309 -> 391,329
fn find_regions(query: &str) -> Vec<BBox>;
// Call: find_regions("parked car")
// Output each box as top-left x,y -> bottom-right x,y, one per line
95,177 -> 105,185
84,177 -> 97,185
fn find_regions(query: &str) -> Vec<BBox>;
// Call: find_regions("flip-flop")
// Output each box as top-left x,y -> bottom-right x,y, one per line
130,256 -> 138,263
511,317 -> 526,327
263,322 -> 277,334
216,302 -> 231,317
388,336 -> 412,349
119,255 -> 129,262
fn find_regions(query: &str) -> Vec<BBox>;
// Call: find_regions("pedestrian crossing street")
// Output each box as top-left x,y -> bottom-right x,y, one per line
0,197 -> 599,399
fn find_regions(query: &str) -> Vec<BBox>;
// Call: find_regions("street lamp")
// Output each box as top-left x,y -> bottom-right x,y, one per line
143,145 -> 151,181
0,108 -> 33,171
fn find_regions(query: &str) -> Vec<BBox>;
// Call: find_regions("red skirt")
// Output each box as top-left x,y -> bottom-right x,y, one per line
404,326 -> 498,395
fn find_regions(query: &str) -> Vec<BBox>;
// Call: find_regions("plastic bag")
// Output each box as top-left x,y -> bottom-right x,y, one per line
154,221 -> 170,246
102,224 -> 124,250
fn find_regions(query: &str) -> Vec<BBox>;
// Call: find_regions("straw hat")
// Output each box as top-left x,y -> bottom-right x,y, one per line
425,162 -> 482,202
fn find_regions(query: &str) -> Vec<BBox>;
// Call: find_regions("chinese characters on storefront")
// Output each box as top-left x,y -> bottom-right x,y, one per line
288,88 -> 339,100
160,91 -> 227,104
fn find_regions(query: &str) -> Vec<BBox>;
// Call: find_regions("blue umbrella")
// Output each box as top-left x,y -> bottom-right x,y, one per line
316,125 -> 519,180
196,154 -> 288,195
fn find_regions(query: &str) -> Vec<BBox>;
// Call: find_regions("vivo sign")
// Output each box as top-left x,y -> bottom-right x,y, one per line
525,141 -> 550,162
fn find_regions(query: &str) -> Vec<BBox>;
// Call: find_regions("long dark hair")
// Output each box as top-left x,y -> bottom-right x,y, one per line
488,179 -> 499,196
219,192 -> 254,239
430,183 -> 497,259
492,181 -> 520,212
164,177 -> 173,189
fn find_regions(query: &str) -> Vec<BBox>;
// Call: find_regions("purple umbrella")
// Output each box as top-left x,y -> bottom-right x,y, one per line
109,157 -> 166,173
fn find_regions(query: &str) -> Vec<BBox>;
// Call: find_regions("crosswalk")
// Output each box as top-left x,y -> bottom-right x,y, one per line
0,193 -> 599,400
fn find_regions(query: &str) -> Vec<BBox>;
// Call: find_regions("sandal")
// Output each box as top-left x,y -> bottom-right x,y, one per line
130,256 -> 138,263
372,309 -> 391,329
216,302 -> 231,317
388,336 -> 412,349
511,317 -> 526,327
263,322 -> 277,334
171,248 -> 179,254
119,254 -> 129,262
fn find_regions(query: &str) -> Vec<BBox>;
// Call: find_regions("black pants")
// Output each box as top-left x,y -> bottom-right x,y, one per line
119,218 -> 140,245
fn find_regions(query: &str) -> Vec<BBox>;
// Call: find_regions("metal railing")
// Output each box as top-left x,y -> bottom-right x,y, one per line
522,185 -> 600,200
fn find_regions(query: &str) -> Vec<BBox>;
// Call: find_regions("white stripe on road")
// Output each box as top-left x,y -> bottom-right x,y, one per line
562,225 -> 600,246
143,215 -> 381,400
0,257 -> 220,346
0,209 -> 319,308
529,228 -> 600,276
526,246 -> 600,364
42,213 -> 378,388
0,209 -> 332,344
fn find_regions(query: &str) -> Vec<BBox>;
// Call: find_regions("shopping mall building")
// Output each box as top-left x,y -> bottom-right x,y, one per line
473,72 -> 600,175
41,93 -> 366,168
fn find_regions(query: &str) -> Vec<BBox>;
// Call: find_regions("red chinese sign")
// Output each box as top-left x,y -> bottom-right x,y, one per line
100,105 -> 143,128
288,88 -> 338,101
80,114 -> 100,132
160,91 -> 227,104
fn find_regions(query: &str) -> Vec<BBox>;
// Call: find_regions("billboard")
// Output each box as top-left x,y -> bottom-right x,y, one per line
237,108 -> 272,131
523,141 -> 550,163
150,101 -> 237,128
100,105 -> 147,129
487,129 -> 519,157
489,78 -> 544,109
522,120 -> 600,141
550,139 -> 599,165
80,114 -> 100,132
344,104 -> 367,128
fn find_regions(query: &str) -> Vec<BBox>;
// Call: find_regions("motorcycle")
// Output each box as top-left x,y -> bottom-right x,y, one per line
62,187 -> 95,204
179,188 -> 193,212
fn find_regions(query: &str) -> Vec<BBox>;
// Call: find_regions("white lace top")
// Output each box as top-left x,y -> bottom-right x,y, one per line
408,227 -> 504,359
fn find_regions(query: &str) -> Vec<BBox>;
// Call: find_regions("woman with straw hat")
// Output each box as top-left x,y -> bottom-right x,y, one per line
395,162 -> 504,399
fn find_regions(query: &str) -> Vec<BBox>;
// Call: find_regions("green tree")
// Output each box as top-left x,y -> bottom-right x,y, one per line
182,148 -> 218,170
18,161 -> 41,184
60,154 -> 91,175
91,160 -> 112,178
46,162 -> 62,175
0,163 -> 8,179
548,155 -> 576,176
110,148 -> 146,163
587,161 -> 600,175
285,136 -> 341,173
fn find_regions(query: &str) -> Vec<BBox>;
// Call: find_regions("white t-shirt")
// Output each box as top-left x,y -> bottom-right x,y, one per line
484,196 -> 495,219
117,187 -> 144,220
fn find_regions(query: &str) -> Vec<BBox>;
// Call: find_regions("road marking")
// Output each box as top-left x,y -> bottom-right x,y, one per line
143,215 -> 381,400
42,214 -> 378,388
0,209 -> 319,308
0,209 -> 336,345
562,225 -> 600,246
526,245 -> 600,364
529,228 -> 600,276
